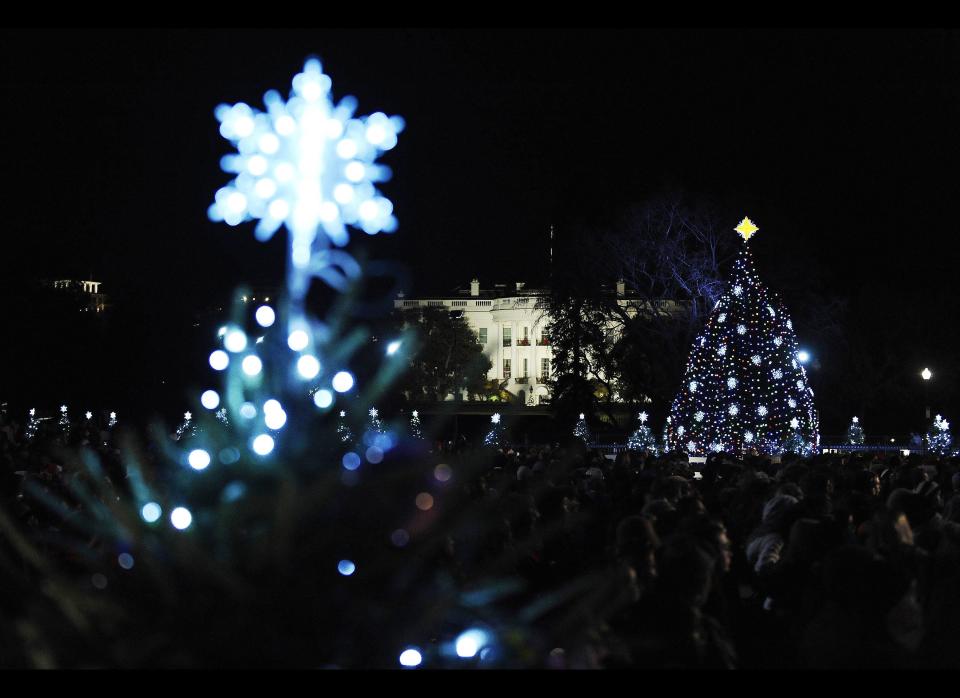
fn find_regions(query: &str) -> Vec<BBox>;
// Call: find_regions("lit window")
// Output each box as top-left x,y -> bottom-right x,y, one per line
503,327 -> 512,347
503,359 -> 511,379
541,358 -> 550,380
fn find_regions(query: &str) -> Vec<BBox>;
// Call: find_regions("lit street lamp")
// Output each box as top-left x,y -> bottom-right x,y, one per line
922,368 -> 932,420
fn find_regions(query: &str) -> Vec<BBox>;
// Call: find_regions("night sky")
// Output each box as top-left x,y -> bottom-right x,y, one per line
2,28 -> 959,434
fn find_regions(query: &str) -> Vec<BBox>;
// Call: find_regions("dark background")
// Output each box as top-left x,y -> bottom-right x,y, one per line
1,28 -> 958,436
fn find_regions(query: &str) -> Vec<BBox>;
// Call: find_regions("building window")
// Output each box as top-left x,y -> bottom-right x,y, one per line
503,327 -> 512,347
478,327 -> 487,344
541,358 -> 550,380
518,326 -> 530,346
503,359 -> 511,379
523,358 -> 528,377
538,329 -> 550,346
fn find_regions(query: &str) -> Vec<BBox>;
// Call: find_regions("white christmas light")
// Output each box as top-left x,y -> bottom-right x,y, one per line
209,350 -> 230,371
287,329 -> 309,351
224,329 -> 248,353
242,355 -> 263,376
188,449 -> 211,470
297,354 -> 321,379
252,433 -> 275,455
313,389 -> 334,408
201,390 -> 220,409
332,371 -> 354,393
170,507 -> 193,530
255,305 -> 276,327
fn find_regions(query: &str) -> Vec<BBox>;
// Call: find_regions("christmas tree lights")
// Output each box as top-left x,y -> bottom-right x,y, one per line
847,416 -> 864,445
927,414 -> 952,456
409,410 -> 423,439
483,412 -> 506,448
667,218 -> 819,456
573,412 -> 591,444
627,411 -> 657,453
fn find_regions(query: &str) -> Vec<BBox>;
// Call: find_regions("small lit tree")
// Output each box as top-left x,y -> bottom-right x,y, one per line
367,407 -> 384,434
927,414 -> 952,456
483,412 -> 507,448
627,411 -> 657,453
409,410 -> 423,439
337,410 -> 354,444
573,412 -> 591,444
847,416 -> 864,445
25,408 -> 40,441
58,405 -> 70,440
174,411 -> 194,441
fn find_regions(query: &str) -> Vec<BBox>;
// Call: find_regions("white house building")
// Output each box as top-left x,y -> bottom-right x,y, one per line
394,279 -> 686,405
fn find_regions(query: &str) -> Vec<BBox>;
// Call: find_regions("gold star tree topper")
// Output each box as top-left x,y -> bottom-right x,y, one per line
735,217 -> 759,242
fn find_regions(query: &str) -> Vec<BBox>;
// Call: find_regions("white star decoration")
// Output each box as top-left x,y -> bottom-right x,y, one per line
852,416 -> 859,424
638,411 -> 648,423
369,408 -> 378,418
85,412 -> 92,420
790,417 -> 800,429
184,411 -> 192,420
60,405 -> 67,413
491,413 -> 501,424
29,408 -> 35,416
339,410 -> 346,417
412,410 -> 419,418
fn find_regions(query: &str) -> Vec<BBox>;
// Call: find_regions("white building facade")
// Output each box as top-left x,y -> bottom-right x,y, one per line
394,279 -> 685,405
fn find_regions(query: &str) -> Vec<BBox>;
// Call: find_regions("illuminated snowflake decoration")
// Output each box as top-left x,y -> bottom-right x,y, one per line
209,58 -> 404,269
757,405 -> 768,417
689,381 -> 698,393
772,368 -> 783,380
732,285 -> 743,296
711,442 -> 723,453
694,410 -> 705,422
737,324 -> 747,335
728,404 -> 739,416
773,336 -> 783,347
727,377 -> 737,389
751,355 -> 762,365
369,407 -> 378,418
790,417 -> 800,429
718,344 -> 727,356
718,313 -> 727,323
677,425 -> 686,436
786,320 -> 793,330
796,379 -> 805,390
744,431 -> 754,443
638,411 -> 648,423
687,440 -> 697,452
491,413 -> 501,425
788,398 -> 797,409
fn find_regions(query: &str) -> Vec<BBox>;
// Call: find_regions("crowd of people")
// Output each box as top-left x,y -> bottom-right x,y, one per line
2,405 -> 960,669
433,441 -> 960,668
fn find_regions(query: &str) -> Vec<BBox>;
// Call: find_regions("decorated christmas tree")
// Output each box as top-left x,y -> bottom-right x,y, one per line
337,410 -> 354,444
108,411 -> 117,428
927,414 -> 952,456
409,410 -> 423,439
667,217 -> 819,456
627,411 -> 657,453
25,408 -> 40,441
58,404 -> 70,440
174,411 -> 194,441
573,412 -> 591,444
847,416 -> 864,445
484,412 -> 506,448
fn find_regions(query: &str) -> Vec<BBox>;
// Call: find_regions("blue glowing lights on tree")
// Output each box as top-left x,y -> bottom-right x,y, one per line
627,411 -> 657,453
847,416 -> 864,445
573,412 -> 591,444
927,414 -> 952,456
483,412 -> 506,448
667,218 -> 819,456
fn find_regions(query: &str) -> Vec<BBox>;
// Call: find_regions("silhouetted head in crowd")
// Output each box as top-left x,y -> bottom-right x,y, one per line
656,534 -> 716,608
